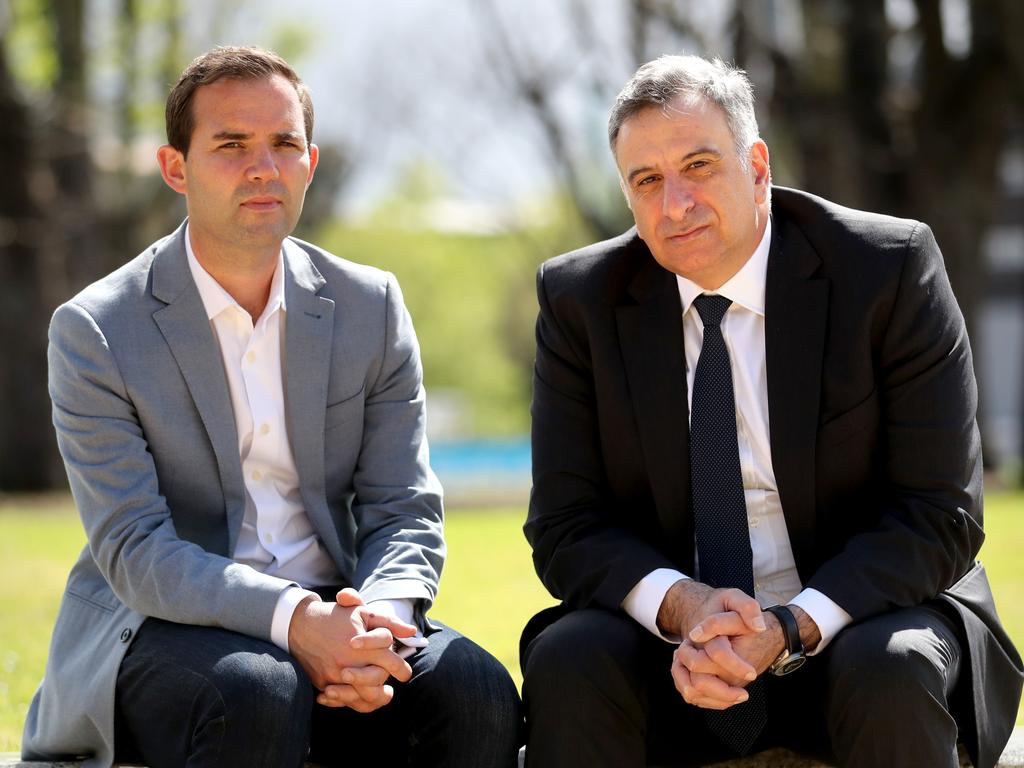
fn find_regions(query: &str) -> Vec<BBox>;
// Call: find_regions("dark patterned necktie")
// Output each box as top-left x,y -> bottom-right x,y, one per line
689,294 -> 766,755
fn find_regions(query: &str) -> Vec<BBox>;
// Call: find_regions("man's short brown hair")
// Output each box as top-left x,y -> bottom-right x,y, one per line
165,46 -> 314,156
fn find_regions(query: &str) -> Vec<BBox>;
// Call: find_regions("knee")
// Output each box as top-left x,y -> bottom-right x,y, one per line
523,609 -> 647,707
209,649 -> 314,738
418,636 -> 521,728
825,617 -> 955,714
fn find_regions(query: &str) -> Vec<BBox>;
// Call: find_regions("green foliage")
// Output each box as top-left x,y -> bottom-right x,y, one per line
5,0 -> 59,93
266,22 -> 321,68
315,199 -> 598,435
318,223 -> 533,434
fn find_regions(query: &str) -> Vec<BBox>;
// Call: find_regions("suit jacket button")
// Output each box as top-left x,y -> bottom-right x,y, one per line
120,628 -> 132,643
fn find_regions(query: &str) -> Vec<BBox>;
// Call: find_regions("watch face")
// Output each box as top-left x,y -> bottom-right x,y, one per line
774,654 -> 806,676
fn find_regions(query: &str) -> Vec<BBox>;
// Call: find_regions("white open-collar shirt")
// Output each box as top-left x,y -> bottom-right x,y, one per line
621,218 -> 852,653
186,229 -> 418,652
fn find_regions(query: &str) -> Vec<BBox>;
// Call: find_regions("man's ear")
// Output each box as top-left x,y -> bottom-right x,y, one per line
749,140 -> 771,203
306,143 -> 319,187
157,145 -> 187,195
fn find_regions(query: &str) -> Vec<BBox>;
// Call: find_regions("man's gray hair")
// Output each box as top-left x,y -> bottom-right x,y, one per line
608,55 -> 760,166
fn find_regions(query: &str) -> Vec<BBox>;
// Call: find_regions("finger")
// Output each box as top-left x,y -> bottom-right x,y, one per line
689,670 -> 750,707
335,588 -> 365,607
675,641 -> 751,686
361,609 -> 417,638
338,665 -> 391,688
720,590 -> 766,632
317,683 -> 394,711
316,683 -> 363,708
672,658 -> 736,710
346,685 -> 394,713
365,650 -> 414,683
671,652 -> 694,699
349,627 -> 396,650
700,636 -> 757,683
673,642 -> 709,673
689,611 -> 753,642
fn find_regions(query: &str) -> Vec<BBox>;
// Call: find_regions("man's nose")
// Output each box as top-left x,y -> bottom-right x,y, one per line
662,175 -> 695,220
246,145 -> 280,181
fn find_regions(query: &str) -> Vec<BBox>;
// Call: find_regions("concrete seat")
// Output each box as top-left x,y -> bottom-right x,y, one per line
3,728 -> 1023,767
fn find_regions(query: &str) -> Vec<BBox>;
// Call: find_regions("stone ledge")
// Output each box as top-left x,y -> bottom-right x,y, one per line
3,726 -> 1022,767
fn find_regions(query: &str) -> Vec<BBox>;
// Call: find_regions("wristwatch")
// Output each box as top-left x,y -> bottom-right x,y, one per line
765,604 -> 806,676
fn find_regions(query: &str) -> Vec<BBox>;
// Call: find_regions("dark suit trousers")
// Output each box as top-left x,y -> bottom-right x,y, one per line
522,603 -> 963,768
115,617 -> 522,768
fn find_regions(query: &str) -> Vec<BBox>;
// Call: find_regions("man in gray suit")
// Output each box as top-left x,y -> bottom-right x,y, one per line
23,46 -> 520,768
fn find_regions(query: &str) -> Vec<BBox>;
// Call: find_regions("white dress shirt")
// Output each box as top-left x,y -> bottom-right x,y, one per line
185,229 -> 419,652
621,219 -> 852,653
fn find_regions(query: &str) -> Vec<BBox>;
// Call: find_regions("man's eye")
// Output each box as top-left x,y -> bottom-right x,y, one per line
637,176 -> 658,187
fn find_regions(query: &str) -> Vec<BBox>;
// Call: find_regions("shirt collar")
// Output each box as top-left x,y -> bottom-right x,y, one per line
185,223 -> 287,322
675,216 -> 772,318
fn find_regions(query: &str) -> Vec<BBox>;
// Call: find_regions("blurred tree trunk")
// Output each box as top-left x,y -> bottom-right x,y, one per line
46,0 -> 103,291
467,0 -> 1022,469
747,0 -> 1023,468
0,33 -> 55,489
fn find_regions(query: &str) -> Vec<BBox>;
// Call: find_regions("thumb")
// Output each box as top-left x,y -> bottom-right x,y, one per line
336,588 -> 365,607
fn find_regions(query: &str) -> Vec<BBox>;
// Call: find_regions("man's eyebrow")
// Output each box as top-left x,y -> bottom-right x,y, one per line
211,131 -> 251,141
625,147 -> 722,183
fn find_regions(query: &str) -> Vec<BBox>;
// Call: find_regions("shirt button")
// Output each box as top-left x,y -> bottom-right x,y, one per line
748,518 -> 760,528
265,532 -> 275,544
246,351 -> 256,364
119,627 -> 132,643
259,423 -> 270,436
251,469 -> 262,482
755,582 -> 762,592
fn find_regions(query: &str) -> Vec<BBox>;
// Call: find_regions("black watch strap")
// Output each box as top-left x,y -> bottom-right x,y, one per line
765,604 -> 802,657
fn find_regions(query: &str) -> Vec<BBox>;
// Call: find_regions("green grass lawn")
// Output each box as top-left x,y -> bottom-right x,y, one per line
1,491 -> 1021,752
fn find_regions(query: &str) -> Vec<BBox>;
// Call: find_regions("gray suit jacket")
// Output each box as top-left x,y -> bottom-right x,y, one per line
22,222 -> 444,767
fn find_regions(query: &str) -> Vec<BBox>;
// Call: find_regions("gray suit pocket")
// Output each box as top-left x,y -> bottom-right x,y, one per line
325,386 -> 365,432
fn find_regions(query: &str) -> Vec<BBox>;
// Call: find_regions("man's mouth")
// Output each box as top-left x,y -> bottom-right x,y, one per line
666,224 -> 708,241
241,196 -> 282,211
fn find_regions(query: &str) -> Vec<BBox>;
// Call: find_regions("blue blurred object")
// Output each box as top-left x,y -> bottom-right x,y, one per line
429,437 -> 531,507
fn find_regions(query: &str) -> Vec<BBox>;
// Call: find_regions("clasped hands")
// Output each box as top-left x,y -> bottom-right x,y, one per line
662,581 -> 784,711
288,587 -> 417,713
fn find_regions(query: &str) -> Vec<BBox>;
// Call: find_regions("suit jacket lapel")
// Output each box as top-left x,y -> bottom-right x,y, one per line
764,212 -> 829,580
282,240 -> 335,532
151,223 -> 247,554
616,250 -> 694,569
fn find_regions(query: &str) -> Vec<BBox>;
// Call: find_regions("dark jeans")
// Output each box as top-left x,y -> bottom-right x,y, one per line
522,603 -> 963,768
115,617 -> 522,768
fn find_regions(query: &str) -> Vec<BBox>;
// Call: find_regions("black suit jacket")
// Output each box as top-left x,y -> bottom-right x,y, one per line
525,186 -> 1023,768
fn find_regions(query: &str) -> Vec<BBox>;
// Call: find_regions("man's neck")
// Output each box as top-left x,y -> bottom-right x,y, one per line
188,231 -> 279,321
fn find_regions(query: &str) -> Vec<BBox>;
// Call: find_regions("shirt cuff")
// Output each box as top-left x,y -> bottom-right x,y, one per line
270,585 -> 321,653
368,598 -> 428,659
788,587 -> 852,655
621,568 -> 691,643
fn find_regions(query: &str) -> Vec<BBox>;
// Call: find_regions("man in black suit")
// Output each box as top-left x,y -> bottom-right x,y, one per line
522,54 -> 1022,768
